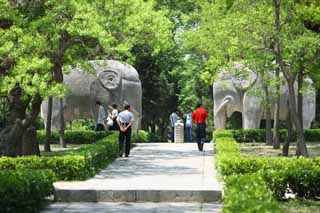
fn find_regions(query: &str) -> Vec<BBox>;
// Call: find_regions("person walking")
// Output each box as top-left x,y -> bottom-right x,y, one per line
95,101 -> 106,131
183,110 -> 193,142
169,109 -> 179,142
116,104 -> 134,157
192,103 -> 208,151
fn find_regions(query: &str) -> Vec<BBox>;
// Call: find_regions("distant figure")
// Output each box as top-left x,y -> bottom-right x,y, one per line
109,104 -> 119,130
117,104 -> 134,157
192,103 -> 208,151
169,109 -> 179,142
183,110 -> 193,142
95,101 -> 106,131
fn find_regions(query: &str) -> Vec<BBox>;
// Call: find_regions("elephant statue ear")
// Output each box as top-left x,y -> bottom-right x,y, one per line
98,69 -> 121,90
231,62 -> 257,91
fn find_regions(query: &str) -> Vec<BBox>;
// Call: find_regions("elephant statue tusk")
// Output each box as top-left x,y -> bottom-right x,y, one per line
214,95 -> 234,117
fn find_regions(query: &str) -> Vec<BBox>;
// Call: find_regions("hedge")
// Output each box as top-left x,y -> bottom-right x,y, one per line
213,128 -> 320,143
37,130 -> 156,144
214,130 -> 320,212
37,130 -> 112,144
0,169 -> 55,213
224,173 -> 281,213
0,132 -> 119,180
0,130 -> 152,181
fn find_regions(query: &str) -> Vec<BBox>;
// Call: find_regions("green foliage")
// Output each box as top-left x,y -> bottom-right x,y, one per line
2,130 -> 154,181
37,130 -> 159,144
224,173 -> 281,213
214,129 -> 320,143
0,169 -> 55,213
214,131 -> 320,203
37,130 -> 112,144
66,119 -> 95,131
132,130 -> 149,143
0,132 -> 119,180
304,129 -> 320,142
264,164 -> 320,199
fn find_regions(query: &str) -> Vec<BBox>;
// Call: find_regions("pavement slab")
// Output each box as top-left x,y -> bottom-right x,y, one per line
44,143 -> 222,212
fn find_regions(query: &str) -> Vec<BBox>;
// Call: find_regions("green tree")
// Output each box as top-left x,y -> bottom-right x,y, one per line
0,0 -> 53,156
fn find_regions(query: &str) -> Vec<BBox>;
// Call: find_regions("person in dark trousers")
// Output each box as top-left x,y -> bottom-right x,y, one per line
192,103 -> 208,151
117,104 -> 134,157
109,103 -> 119,130
95,101 -> 106,131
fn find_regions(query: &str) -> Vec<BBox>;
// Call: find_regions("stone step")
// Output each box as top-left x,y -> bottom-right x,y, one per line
42,202 -> 223,213
54,189 -> 222,203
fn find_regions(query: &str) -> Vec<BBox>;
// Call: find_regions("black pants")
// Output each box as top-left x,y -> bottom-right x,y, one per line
95,123 -> 104,131
110,118 -> 119,130
196,124 -> 206,151
119,126 -> 131,157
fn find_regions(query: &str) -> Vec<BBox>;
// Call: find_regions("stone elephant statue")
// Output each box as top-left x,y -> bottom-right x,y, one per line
213,63 -> 316,130
41,60 -> 142,131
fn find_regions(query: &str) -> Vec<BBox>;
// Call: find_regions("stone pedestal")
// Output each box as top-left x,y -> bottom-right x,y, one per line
174,120 -> 184,143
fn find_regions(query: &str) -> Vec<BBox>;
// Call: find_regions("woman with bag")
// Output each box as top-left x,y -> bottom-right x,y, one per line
108,104 -> 120,130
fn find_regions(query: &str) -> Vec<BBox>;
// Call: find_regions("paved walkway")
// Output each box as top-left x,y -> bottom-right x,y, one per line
43,143 -> 222,212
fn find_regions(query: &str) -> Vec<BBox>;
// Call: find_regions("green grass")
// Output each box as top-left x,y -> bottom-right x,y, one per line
280,200 -> 320,213
240,142 -> 320,157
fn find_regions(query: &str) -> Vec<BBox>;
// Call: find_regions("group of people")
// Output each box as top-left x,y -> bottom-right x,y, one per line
170,103 -> 208,151
95,101 -> 134,158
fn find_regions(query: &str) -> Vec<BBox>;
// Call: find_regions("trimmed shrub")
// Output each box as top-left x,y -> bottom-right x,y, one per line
224,173 -> 281,213
214,129 -> 320,143
37,130 -> 112,144
0,133 -> 119,180
304,129 -> 320,142
132,130 -> 149,143
0,169 -> 55,213
38,130 -> 161,144
214,131 -> 320,201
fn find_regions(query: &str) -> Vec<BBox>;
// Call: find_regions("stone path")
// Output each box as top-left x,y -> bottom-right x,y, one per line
43,143 -> 222,212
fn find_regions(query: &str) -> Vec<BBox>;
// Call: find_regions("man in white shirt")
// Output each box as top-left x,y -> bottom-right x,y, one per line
117,104 -> 134,157
95,101 -> 106,131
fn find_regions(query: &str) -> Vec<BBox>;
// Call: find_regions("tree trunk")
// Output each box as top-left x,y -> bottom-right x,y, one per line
59,98 -> 66,148
45,96 -> 52,152
22,126 -> 40,156
0,91 -> 42,157
264,85 -> 273,145
21,93 -> 42,156
286,79 -> 308,156
0,87 -> 27,156
297,68 -> 303,129
283,101 -> 292,156
273,0 -> 282,149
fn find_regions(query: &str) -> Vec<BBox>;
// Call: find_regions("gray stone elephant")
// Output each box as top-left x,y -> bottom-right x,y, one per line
213,63 -> 316,130
41,60 -> 142,131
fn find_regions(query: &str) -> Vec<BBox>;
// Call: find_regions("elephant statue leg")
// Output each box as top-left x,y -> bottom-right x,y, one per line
243,94 -> 262,129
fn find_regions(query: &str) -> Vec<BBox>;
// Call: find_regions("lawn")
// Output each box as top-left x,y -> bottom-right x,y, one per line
280,200 -> 320,213
240,142 -> 320,157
